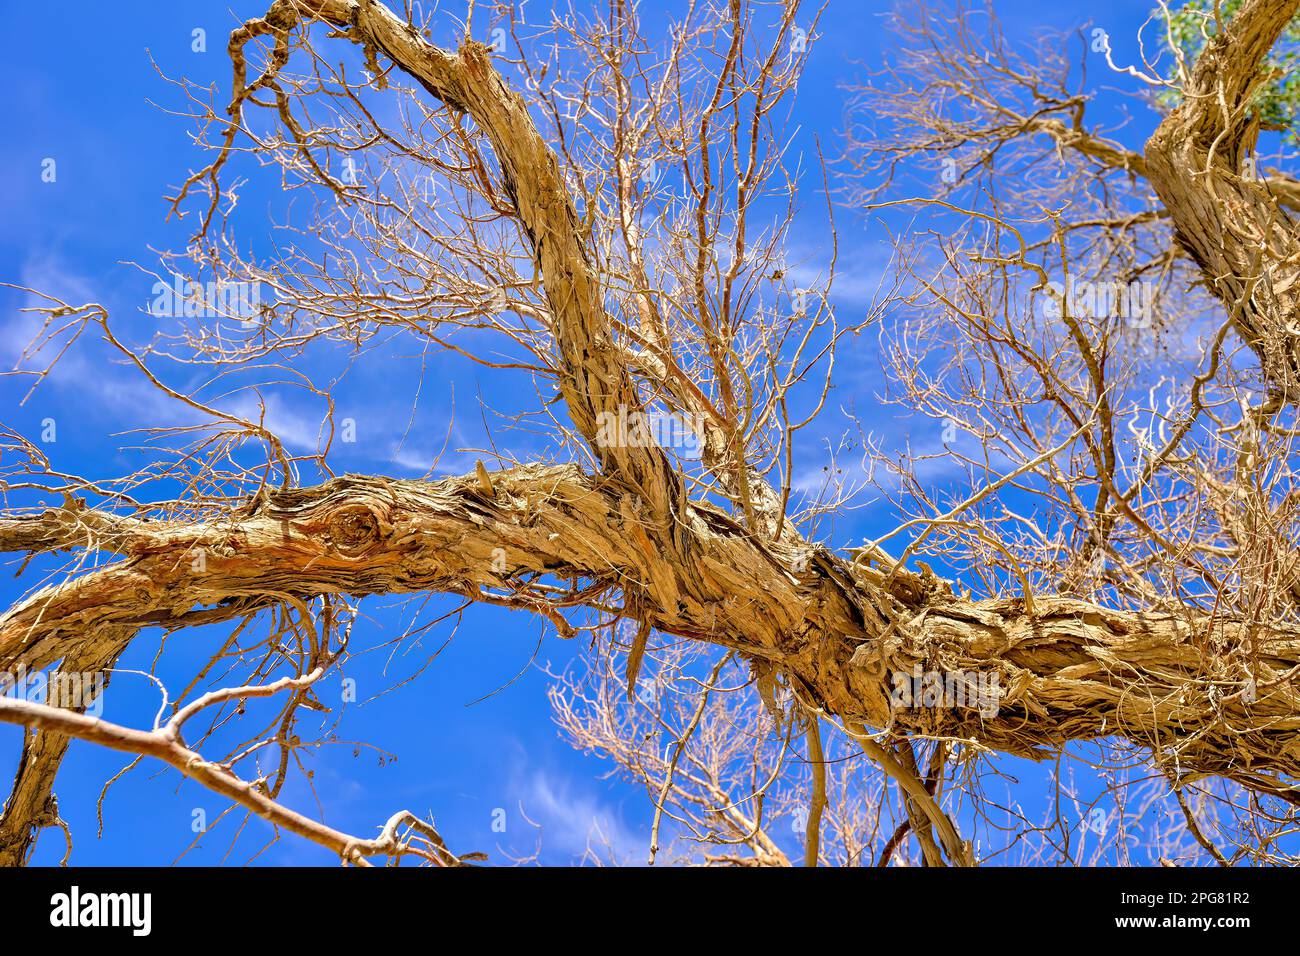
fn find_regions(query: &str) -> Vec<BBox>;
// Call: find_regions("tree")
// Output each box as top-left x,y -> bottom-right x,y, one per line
1,0 -> 1298,866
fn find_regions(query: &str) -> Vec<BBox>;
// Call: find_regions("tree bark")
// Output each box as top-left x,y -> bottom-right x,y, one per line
3,464 -> 1296,803
1145,0 -> 1300,402
0,639 -> 125,865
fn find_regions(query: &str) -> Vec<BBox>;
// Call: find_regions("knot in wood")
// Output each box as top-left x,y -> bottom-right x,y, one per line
322,504 -> 385,557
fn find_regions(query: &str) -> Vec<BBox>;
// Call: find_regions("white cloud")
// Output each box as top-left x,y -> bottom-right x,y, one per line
515,765 -> 646,865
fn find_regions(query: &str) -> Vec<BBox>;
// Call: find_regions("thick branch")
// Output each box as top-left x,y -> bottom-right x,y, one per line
0,639 -> 126,866
3,465 -> 1298,801
250,0 -> 683,524
1145,0 -> 1300,402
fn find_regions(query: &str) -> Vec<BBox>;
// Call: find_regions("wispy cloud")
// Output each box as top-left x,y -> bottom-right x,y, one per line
512,763 -> 646,865
781,230 -> 897,309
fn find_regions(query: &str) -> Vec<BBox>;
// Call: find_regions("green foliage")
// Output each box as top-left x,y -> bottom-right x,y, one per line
1156,0 -> 1300,142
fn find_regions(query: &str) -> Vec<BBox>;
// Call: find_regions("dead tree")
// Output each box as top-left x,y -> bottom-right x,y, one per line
2,0 -> 1298,866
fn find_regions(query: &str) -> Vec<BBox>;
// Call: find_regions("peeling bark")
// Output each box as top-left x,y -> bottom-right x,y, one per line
0,639 -> 126,865
1145,0 -> 1300,402
3,464 -> 1296,804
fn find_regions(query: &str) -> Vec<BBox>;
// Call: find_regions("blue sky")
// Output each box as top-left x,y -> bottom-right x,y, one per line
0,0 -> 1179,865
